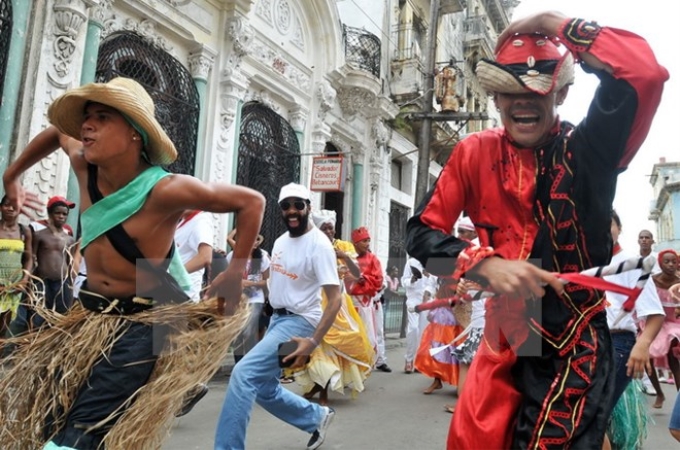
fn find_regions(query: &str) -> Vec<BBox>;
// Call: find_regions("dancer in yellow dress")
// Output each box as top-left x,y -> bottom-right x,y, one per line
292,209 -> 374,404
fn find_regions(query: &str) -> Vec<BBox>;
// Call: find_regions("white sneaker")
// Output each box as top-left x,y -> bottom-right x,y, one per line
306,406 -> 335,450
642,382 -> 657,396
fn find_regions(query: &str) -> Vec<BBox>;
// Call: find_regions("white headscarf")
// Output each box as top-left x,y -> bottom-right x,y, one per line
312,209 -> 337,228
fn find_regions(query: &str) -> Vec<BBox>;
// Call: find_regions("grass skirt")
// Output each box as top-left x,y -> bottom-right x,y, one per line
0,297 -> 249,450
607,379 -> 651,450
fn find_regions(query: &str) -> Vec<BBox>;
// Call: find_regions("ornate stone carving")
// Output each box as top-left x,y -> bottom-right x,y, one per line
329,133 -> 351,155
244,89 -> 280,113
227,17 -> 254,58
90,0 -> 113,25
370,171 -> 381,192
288,106 -> 307,133
163,0 -> 192,5
311,122 -> 331,154
274,0 -> 292,34
336,87 -> 377,118
256,0 -> 273,23
249,40 -> 311,92
224,17 -> 253,77
52,0 -> 88,78
219,71 -> 249,140
316,80 -> 336,121
351,146 -> 366,165
188,47 -> 216,81
102,17 -> 174,54
291,18 -> 305,50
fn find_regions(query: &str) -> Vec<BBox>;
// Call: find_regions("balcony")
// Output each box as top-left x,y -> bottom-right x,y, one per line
389,27 -> 424,103
440,0 -> 465,14
463,16 -> 495,59
343,25 -> 381,78
482,0 -> 512,31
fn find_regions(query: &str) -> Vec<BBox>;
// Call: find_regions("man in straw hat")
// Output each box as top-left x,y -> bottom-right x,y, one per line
1,77 -> 265,449
405,11 -> 668,449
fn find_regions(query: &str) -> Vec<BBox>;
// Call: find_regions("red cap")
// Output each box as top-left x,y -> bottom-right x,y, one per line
351,227 -> 370,243
47,196 -> 76,210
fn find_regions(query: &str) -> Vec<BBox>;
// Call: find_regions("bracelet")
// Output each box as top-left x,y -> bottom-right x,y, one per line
308,337 -> 319,347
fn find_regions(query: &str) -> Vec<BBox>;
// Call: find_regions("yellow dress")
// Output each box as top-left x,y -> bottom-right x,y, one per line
0,238 -> 25,317
294,239 -> 375,396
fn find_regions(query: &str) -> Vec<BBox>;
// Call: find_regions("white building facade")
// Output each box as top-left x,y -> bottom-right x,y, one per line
0,0 -> 515,269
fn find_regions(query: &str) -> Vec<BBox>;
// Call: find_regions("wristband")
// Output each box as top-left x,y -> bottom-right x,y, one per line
558,18 -> 601,54
308,337 -> 319,347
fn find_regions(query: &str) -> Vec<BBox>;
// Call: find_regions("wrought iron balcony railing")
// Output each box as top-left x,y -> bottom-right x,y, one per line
343,25 -> 381,78
463,16 -> 495,57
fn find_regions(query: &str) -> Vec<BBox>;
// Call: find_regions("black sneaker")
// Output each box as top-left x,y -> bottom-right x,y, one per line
175,384 -> 209,417
376,363 -> 392,373
306,406 -> 335,450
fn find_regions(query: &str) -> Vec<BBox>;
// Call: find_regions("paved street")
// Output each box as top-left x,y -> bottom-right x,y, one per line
164,336 -> 679,449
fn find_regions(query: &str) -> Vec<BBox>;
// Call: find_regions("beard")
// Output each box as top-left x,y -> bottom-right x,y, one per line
284,211 -> 310,237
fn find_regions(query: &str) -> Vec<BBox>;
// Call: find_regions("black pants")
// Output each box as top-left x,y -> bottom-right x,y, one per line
48,321 -> 157,449
511,321 -> 614,449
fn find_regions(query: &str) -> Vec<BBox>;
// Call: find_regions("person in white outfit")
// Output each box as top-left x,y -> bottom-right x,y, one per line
173,210 -> 215,417
175,210 -> 214,301
603,211 -> 665,449
402,256 -> 437,373
373,275 -> 389,372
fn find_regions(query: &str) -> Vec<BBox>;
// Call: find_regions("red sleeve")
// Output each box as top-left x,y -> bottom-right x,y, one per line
559,18 -> 669,168
362,254 -> 384,295
405,140 -> 476,276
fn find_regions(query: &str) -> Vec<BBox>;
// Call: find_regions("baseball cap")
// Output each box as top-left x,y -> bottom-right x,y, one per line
278,183 -> 310,203
47,196 -> 76,210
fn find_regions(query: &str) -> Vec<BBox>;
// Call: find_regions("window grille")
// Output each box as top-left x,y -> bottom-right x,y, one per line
95,32 -> 199,175
237,103 -> 301,253
0,0 -> 12,98
342,25 -> 381,78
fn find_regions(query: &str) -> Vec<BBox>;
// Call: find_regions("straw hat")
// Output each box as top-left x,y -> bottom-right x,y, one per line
476,34 -> 574,96
47,77 -> 177,165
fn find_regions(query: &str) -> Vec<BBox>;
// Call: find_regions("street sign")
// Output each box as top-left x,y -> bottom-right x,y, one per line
310,155 -> 345,192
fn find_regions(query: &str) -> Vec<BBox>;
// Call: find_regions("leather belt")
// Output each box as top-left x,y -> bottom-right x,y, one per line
273,308 -> 295,316
79,288 -> 154,315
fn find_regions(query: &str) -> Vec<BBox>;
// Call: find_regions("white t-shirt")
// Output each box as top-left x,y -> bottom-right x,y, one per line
175,212 -> 214,301
606,249 -> 665,333
268,227 -> 339,327
644,251 -> 661,274
226,250 -> 271,304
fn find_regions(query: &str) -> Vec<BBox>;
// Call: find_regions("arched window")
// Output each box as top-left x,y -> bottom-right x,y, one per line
95,32 -> 199,175
238,103 -> 301,253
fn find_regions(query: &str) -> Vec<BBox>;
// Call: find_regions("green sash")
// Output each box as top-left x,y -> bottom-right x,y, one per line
80,166 -> 191,291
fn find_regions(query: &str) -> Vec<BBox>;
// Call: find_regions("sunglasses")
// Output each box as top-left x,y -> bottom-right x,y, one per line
279,200 -> 307,211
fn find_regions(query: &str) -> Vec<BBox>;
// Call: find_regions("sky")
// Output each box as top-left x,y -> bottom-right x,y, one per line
511,0 -> 679,251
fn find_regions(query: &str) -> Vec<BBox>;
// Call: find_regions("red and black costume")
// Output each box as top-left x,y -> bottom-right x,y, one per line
406,19 -> 668,449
